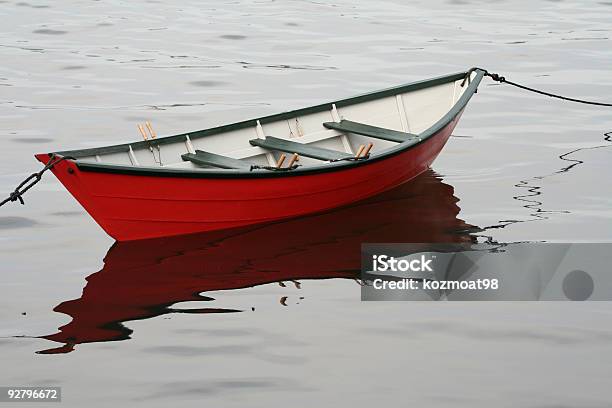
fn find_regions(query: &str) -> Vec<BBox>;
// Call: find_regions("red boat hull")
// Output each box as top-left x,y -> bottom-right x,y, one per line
39,170 -> 477,353
36,116 -> 459,241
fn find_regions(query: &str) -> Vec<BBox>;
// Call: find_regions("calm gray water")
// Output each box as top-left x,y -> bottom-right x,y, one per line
1,0 -> 612,406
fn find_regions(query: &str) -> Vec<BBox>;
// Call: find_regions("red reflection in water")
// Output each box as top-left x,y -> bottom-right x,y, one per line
39,170 -> 477,354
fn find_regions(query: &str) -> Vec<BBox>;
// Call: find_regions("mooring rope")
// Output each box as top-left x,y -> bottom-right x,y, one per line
467,68 -> 612,241
0,154 -> 73,207
467,67 -> 612,107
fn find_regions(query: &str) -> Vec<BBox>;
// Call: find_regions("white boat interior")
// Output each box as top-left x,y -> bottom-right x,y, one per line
71,71 -> 478,171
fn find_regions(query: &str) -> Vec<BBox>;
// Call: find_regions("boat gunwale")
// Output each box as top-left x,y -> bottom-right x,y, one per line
48,69 -> 485,179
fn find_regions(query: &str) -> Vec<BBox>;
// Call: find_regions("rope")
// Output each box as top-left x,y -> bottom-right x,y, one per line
331,153 -> 371,163
0,154 -> 73,207
249,164 -> 301,172
464,68 -> 612,238
467,67 -> 612,107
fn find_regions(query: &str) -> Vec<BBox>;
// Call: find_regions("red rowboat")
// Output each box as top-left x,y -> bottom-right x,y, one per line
36,68 -> 484,241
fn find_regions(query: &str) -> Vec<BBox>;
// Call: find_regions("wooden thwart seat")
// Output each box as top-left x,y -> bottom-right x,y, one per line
182,150 -> 252,170
323,120 -> 418,143
250,136 -> 353,161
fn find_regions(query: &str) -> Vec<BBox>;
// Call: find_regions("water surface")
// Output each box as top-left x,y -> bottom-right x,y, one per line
1,0 -> 612,406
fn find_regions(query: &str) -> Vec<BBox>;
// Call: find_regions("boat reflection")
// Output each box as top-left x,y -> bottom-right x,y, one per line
38,170 -> 477,354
